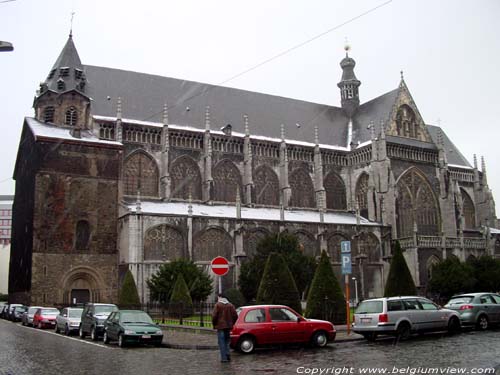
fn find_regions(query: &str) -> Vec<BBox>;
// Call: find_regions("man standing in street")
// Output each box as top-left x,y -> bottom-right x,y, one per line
212,293 -> 238,362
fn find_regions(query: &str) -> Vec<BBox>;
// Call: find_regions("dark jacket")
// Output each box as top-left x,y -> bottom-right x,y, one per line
212,298 -> 238,330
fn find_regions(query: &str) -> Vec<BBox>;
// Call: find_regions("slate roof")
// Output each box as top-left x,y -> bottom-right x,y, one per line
427,125 -> 471,167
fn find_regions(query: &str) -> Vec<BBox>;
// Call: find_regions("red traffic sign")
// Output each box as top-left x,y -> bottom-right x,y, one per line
211,256 -> 229,276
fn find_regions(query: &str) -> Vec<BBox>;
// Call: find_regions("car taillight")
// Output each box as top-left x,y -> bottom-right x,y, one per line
378,314 -> 388,323
459,305 -> 473,310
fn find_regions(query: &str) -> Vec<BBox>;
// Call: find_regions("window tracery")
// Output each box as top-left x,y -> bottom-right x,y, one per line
355,173 -> 369,218
289,168 -> 315,208
243,229 -> 268,258
144,225 -> 184,261
43,106 -> 55,123
461,189 -> 476,229
294,231 -> 317,257
193,228 -> 232,261
327,233 -> 348,263
324,172 -> 346,210
254,165 -> 279,206
123,152 -> 159,197
213,160 -> 242,203
65,106 -> 78,126
170,156 -> 202,200
396,105 -> 418,138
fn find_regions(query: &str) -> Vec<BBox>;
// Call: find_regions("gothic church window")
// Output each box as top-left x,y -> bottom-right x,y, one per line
294,231 -> 317,257
396,168 -> 440,237
461,189 -> 476,229
170,156 -> 202,200
355,232 -> 381,262
123,152 -> 159,197
254,165 -> 279,206
327,233 -> 349,263
243,229 -> 268,259
193,227 -> 232,261
289,168 -> 315,208
426,255 -> 440,282
395,105 -> 418,139
65,106 -> 78,127
75,220 -> 90,251
324,172 -> 347,210
213,160 -> 242,203
355,173 -> 369,218
144,225 -> 184,261
43,106 -> 55,123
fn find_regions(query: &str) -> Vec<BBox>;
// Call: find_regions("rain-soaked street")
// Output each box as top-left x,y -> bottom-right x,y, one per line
0,319 -> 499,375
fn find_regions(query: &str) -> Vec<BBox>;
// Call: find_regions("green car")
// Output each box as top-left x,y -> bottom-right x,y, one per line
103,310 -> 163,347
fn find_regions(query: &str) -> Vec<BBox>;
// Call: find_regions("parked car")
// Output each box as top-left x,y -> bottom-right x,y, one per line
103,310 -> 163,348
55,307 -> 84,335
0,304 -> 9,319
444,293 -> 500,330
11,305 -> 27,322
79,303 -> 118,341
352,296 -> 461,341
21,306 -> 43,326
7,304 -> 23,321
229,304 -> 336,354
33,308 -> 60,329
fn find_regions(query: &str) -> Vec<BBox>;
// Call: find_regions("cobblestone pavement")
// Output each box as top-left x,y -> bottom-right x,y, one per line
1,319 -> 499,375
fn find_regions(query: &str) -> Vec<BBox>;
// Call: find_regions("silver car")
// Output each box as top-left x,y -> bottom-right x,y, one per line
55,307 -> 84,335
22,306 -> 43,326
352,296 -> 461,341
444,293 -> 500,330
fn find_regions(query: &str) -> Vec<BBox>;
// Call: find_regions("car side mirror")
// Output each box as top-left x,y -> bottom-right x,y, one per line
63,314 -> 67,317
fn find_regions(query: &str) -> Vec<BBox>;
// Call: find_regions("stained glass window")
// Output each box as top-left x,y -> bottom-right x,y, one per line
254,165 -> 279,206
355,173 -> 369,218
144,225 -> 184,261
461,189 -> 476,229
213,160 -> 242,203
324,172 -> 346,210
123,152 -> 159,197
193,228 -> 232,261
170,156 -> 202,200
289,168 -> 315,208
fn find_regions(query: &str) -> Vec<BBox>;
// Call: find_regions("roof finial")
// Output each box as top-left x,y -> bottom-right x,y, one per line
481,156 -> 487,174
205,106 -> 210,131
116,97 -> 122,121
344,37 -> 351,57
163,103 -> 169,126
69,11 -> 75,38
280,124 -> 285,141
400,70 -> 404,81
368,121 -> 375,140
473,154 -> 478,169
243,114 -> 249,136
314,126 -> 319,145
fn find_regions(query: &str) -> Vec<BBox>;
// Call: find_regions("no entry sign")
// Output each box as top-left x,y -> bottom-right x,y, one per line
211,256 -> 229,276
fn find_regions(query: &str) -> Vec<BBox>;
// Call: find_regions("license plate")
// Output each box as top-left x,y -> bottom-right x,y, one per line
361,317 -> 372,322
142,335 -> 151,339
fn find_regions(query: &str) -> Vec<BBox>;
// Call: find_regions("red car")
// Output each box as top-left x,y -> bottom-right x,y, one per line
33,308 -> 60,329
230,305 -> 336,353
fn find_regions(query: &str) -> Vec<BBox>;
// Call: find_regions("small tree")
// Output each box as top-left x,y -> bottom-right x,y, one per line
256,252 -> 302,314
384,241 -> 417,297
428,257 -> 476,299
305,250 -> 346,323
224,288 -> 246,308
118,270 -> 141,308
169,274 -> 193,318
147,259 -> 212,302
468,255 -> 500,292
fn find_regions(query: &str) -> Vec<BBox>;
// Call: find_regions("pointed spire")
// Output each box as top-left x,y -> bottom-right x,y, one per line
314,126 -> 319,145
236,188 -> 241,220
473,154 -> 478,169
205,106 -> 211,131
116,97 -> 122,121
281,124 -> 285,141
481,156 -> 488,185
368,121 -> 375,140
380,119 -> 386,140
338,44 -> 361,117
188,190 -> 193,217
69,11 -> 75,38
437,128 -> 444,147
135,190 -> 142,213
163,103 -> 169,126
244,114 -> 249,136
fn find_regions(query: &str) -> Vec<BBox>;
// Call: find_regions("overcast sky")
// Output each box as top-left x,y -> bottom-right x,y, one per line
1,0 -> 499,214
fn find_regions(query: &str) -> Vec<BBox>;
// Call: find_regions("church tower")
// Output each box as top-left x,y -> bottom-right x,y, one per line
33,33 -> 90,131
337,45 -> 361,118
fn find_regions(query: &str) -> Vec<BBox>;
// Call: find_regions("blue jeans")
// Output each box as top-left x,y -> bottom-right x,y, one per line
217,329 -> 231,361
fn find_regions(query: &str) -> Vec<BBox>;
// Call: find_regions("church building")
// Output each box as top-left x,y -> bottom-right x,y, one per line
8,34 -> 499,305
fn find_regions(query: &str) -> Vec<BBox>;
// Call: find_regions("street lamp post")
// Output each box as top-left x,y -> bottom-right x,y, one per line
352,277 -> 359,306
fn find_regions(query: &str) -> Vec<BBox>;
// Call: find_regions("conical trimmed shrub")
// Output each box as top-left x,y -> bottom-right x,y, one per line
305,250 -> 346,323
384,241 -> 417,297
118,270 -> 141,308
170,274 -> 193,318
256,252 -> 302,313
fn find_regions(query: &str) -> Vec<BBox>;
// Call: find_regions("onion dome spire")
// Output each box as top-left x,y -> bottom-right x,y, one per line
337,42 -> 361,117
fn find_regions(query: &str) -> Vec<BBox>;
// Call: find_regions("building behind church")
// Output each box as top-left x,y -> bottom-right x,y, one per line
8,34 -> 500,306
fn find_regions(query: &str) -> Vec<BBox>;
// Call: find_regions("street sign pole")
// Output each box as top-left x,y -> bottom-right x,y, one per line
218,275 -> 222,295
345,274 -> 350,335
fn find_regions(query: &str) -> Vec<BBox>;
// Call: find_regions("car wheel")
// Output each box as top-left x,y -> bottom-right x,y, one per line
118,334 -> 126,348
103,331 -> 110,344
476,315 -> 488,331
91,326 -> 98,341
312,331 -> 328,347
363,332 -> 378,342
79,326 -> 86,339
65,325 -> 70,336
447,317 -> 461,334
396,322 -> 411,340
237,336 -> 255,354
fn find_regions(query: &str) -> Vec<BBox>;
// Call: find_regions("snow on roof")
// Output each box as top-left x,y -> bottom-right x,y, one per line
489,227 -> 500,234
93,115 -> 350,152
125,200 -> 379,226
448,164 -> 474,170
26,117 -> 122,146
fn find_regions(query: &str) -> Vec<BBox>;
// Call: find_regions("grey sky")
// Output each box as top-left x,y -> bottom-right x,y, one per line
1,0 -> 499,211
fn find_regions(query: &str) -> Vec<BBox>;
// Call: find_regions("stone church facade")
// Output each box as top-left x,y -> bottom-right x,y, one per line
9,35 -> 500,305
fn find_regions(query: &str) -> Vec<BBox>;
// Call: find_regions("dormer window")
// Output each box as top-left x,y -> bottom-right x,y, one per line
59,67 -> 70,77
47,69 -> 56,79
57,78 -> 65,91
43,106 -> 55,123
65,106 -> 78,126
396,105 -> 418,139
74,69 -> 83,80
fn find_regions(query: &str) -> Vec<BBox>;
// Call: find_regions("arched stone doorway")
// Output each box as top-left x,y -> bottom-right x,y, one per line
60,267 -> 105,305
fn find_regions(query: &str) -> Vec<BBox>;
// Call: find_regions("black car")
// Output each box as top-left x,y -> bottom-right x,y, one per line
79,303 -> 118,341
12,306 -> 28,322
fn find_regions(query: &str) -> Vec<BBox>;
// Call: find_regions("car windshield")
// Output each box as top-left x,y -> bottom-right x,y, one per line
69,309 -> 83,318
16,307 -> 27,312
94,305 -> 118,314
355,301 -> 383,314
120,311 -> 153,324
41,309 -> 59,315
446,296 -> 473,306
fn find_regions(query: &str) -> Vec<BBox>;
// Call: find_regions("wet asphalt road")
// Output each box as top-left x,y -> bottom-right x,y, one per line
0,319 -> 499,375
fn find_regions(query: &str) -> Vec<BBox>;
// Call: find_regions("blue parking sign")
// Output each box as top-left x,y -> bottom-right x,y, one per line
341,253 -> 352,275
340,241 -> 351,253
